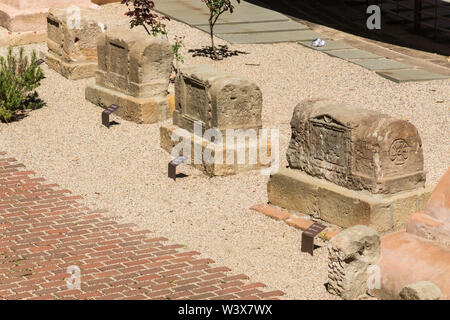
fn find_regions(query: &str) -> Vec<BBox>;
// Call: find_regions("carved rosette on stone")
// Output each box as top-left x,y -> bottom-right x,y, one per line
160,64 -> 273,176
85,28 -> 174,124
268,99 -> 432,233
44,7 -> 104,80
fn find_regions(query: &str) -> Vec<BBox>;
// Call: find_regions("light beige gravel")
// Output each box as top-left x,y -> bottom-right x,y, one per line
0,3 -> 449,300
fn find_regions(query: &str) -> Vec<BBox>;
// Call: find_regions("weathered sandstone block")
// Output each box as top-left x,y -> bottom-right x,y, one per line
161,64 -> 273,176
327,225 -> 380,300
268,168 -> 431,233
85,28 -> 174,124
0,0 -> 94,32
44,7 -> 104,79
173,64 -> 262,136
399,281 -> 443,300
268,99 -> 431,232
286,99 -> 425,194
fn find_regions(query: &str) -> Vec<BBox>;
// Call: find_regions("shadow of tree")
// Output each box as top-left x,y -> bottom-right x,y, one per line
188,45 -> 249,60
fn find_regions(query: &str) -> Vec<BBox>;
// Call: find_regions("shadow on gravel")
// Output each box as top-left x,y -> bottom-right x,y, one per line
188,45 -> 249,60
107,120 -> 120,127
1,93 -> 46,123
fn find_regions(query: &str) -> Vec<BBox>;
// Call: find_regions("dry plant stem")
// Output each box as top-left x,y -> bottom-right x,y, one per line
209,8 -> 226,60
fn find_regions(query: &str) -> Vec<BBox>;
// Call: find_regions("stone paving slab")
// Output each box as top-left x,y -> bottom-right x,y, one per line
153,0 -> 448,82
350,58 -> 411,71
196,20 -> 308,34
218,30 -> 323,44
0,152 -> 284,300
323,49 -> 382,60
159,14 -> 211,27
376,69 -> 449,83
155,0 -> 289,26
298,40 -> 353,51
0,27 -> 46,47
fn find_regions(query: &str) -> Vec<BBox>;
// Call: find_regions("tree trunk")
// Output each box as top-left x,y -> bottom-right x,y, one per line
209,20 -> 219,60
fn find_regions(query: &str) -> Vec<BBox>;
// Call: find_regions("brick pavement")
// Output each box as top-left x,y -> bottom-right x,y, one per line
0,152 -> 284,300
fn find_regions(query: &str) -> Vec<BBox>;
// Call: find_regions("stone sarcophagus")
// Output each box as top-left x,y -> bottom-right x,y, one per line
268,99 -> 432,233
286,99 -> 426,194
85,28 -> 174,124
0,0 -> 93,32
44,7 -> 104,79
173,64 -> 263,136
161,64 -> 273,176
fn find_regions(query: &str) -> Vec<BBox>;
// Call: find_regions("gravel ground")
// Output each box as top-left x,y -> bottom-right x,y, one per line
0,3 -> 449,300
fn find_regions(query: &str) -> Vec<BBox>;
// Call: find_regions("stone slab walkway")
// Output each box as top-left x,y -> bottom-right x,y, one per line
297,40 -> 449,83
0,152 -> 284,300
153,0 -> 449,82
153,0 -> 315,43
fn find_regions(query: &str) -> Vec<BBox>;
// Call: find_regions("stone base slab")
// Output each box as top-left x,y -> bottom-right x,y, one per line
0,27 -> 46,46
267,167 -> 432,233
160,124 -> 272,176
44,50 -> 97,80
0,1 -> 93,32
85,83 -> 173,124
0,4 -> 48,32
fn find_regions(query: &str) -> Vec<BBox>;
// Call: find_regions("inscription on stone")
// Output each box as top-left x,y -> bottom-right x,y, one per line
184,77 -> 210,126
311,117 -> 349,171
109,42 -> 127,76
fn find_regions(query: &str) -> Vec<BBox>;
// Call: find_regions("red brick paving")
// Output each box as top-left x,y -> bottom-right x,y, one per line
0,152 -> 284,300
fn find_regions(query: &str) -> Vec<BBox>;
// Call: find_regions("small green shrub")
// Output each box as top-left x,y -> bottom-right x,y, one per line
0,46 -> 45,122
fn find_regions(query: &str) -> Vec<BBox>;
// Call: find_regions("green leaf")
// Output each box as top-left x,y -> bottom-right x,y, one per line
0,47 -> 45,122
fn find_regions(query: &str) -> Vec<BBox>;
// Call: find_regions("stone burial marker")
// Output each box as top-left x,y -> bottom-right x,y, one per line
44,7 -> 105,80
268,99 -> 432,233
0,0 -> 94,32
327,225 -> 381,300
85,28 -> 175,124
160,64 -> 274,176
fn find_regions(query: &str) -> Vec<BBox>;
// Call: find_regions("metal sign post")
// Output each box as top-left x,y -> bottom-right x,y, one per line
301,222 -> 326,256
102,104 -> 119,128
168,156 -> 187,181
